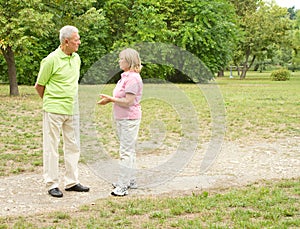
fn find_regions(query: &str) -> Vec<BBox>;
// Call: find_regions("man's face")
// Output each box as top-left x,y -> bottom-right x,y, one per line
66,32 -> 81,53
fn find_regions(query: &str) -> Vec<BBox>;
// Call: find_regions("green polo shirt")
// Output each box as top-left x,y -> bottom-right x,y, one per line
36,47 -> 81,115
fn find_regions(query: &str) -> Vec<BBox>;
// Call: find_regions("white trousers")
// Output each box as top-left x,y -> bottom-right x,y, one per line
43,111 -> 80,189
115,119 -> 141,187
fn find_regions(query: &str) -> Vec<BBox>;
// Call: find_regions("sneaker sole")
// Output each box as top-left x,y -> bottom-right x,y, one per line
111,191 -> 128,196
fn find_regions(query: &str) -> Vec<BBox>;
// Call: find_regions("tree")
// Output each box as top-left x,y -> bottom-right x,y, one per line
230,0 -> 292,79
102,0 -> 133,46
288,6 -> 297,20
41,0 -> 110,80
102,0 -> 239,82
286,10 -> 300,70
0,0 -> 242,85
173,0 -> 239,74
0,0 -> 110,90
0,0 -> 53,96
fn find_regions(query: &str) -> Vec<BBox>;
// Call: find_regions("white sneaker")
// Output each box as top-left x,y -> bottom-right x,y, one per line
111,186 -> 128,196
112,180 -> 138,189
129,180 -> 138,189
112,182 -> 120,188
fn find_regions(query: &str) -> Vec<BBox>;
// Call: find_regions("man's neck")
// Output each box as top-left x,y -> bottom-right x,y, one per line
60,45 -> 72,56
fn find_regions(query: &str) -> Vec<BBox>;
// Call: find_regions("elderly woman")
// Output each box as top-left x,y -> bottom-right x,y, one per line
98,48 -> 143,196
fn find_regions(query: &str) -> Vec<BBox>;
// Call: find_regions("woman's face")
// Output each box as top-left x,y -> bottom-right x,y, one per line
119,52 -> 130,71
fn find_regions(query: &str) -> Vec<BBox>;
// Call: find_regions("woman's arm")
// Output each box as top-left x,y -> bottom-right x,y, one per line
98,93 -> 136,107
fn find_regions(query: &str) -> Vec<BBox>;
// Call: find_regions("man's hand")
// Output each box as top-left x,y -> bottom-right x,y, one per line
34,83 -> 45,99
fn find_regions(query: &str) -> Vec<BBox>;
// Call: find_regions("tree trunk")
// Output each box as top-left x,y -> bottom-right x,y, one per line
217,70 -> 224,77
234,62 -> 240,77
240,65 -> 247,79
240,47 -> 256,80
237,67 -> 240,77
1,46 -> 19,96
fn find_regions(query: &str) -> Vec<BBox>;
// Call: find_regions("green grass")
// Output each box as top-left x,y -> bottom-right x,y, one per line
88,71 -> 300,162
216,71 -> 300,142
0,85 -> 42,176
0,178 -> 299,228
0,71 -> 299,172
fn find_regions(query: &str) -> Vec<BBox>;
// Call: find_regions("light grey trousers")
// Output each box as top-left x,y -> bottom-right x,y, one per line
115,119 -> 141,187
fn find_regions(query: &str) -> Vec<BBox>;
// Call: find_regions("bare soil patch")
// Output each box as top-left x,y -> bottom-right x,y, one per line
0,138 -> 299,217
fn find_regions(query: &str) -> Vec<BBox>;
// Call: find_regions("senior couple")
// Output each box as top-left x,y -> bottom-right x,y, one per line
35,25 -> 143,198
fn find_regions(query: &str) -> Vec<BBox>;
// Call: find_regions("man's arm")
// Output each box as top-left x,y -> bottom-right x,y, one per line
34,83 -> 45,99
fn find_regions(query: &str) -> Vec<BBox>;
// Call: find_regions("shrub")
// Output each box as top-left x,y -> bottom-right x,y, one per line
270,68 -> 291,81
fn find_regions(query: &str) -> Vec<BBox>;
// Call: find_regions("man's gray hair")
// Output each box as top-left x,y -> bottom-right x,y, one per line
59,25 -> 79,44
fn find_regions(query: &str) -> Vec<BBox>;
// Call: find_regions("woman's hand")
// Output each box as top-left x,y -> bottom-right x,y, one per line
97,93 -> 136,107
97,94 -> 112,105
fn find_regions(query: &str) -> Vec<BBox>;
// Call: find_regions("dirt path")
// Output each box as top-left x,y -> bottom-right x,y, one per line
1,138 -> 299,217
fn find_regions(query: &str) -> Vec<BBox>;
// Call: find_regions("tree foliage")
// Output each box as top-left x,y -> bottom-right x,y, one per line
230,0 -> 292,79
100,0 -> 239,82
0,0 -> 110,94
0,0 -> 53,95
290,11 -> 300,68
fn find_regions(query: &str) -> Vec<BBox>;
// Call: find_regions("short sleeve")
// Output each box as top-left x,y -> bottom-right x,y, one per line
36,57 -> 53,86
125,74 -> 141,95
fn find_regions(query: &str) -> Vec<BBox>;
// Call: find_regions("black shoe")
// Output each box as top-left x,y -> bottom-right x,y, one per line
65,183 -> 90,192
48,188 -> 63,198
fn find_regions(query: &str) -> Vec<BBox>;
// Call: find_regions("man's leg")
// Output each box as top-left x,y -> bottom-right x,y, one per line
43,112 -> 62,190
62,114 -> 80,189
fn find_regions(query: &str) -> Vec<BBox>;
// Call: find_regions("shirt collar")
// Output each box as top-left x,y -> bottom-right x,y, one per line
121,72 -> 129,78
121,71 -> 136,78
57,46 -> 76,58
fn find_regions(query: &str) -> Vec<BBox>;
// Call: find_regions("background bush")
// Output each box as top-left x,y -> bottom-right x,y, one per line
270,68 -> 291,81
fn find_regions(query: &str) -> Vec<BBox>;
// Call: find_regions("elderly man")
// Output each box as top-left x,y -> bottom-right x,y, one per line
35,25 -> 89,198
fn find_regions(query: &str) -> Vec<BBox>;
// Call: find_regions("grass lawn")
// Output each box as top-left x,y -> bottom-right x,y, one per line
0,178 -> 299,228
0,70 -> 299,228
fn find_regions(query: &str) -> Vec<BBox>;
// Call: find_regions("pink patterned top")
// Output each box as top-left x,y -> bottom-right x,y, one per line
113,71 -> 143,120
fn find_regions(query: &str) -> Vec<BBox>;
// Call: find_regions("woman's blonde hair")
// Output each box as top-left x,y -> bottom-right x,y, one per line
120,48 -> 142,73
